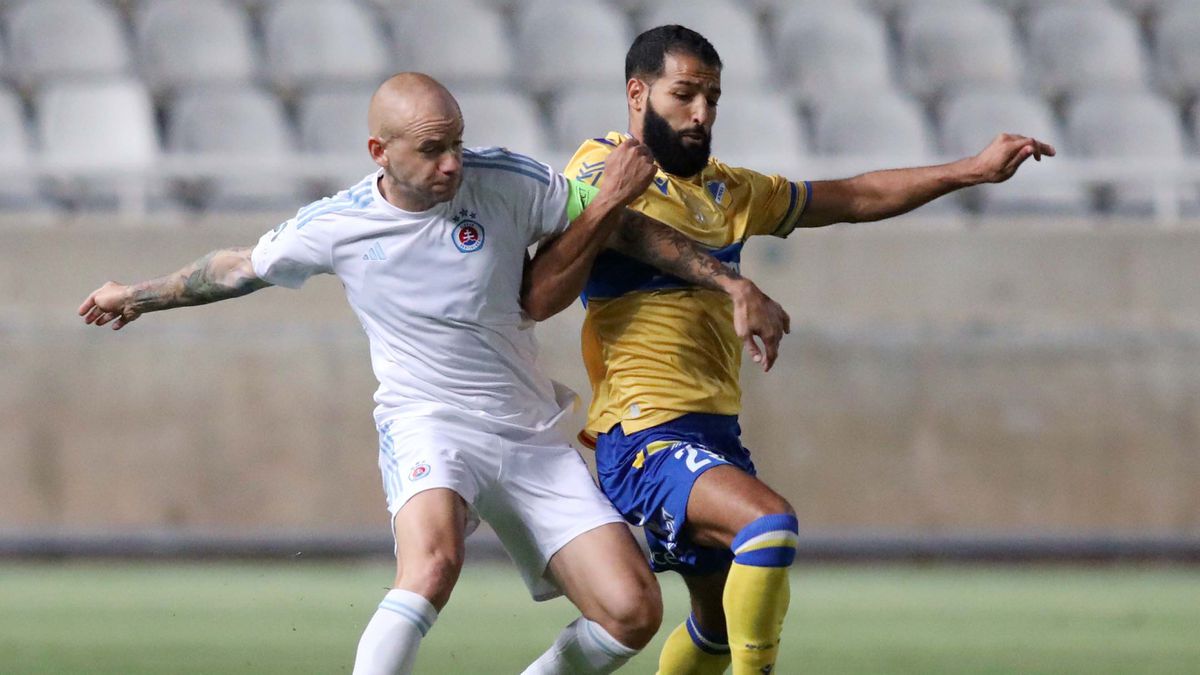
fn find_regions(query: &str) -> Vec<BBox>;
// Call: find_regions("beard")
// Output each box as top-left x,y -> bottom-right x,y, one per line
642,98 -> 711,178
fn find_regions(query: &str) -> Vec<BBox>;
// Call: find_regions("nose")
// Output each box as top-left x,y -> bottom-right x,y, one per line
691,99 -> 712,129
439,151 -> 461,176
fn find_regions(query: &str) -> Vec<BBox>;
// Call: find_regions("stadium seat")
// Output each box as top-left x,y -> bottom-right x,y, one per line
135,0 -> 256,93
711,91 -> 807,178
811,90 -> 932,160
512,0 -> 630,95
454,90 -> 551,163
635,0 -> 769,87
297,86 -> 377,195
0,86 -> 45,210
36,79 -> 159,209
773,3 -> 893,104
167,85 -> 302,210
1066,90 -> 1190,214
263,0 -> 390,95
1026,5 -> 1148,100
5,0 -> 131,91
387,1 -> 513,87
548,86 -> 632,158
899,3 -> 1020,100
1152,5 -> 1200,100
940,89 -> 1087,215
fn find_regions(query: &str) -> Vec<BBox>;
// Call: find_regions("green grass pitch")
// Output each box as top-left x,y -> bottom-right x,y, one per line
2,561 -> 1199,673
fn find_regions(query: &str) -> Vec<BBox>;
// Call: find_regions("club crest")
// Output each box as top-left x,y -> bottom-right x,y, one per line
451,209 -> 485,253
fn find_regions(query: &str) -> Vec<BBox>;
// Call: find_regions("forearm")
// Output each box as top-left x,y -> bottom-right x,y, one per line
610,209 -> 746,296
128,247 -> 268,313
809,158 -> 982,226
521,194 -> 625,319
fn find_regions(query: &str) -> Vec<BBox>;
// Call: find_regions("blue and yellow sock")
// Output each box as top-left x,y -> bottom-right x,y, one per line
723,514 -> 798,674
656,612 -> 731,675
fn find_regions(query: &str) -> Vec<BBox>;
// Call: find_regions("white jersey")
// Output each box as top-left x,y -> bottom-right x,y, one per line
251,148 -> 577,436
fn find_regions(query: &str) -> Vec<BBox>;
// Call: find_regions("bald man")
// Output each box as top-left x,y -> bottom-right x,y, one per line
78,73 -> 789,674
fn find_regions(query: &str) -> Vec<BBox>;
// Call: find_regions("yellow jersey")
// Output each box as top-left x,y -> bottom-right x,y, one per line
565,132 -> 810,440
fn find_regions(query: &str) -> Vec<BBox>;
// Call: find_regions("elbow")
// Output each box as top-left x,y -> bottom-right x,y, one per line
520,295 -> 558,322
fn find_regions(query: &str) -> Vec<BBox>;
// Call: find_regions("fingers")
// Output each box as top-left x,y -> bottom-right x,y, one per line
78,291 -> 97,316
743,335 -> 763,366
83,305 -> 105,325
761,330 -> 780,372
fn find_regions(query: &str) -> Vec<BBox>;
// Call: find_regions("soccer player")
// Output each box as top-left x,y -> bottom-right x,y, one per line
550,26 -> 1057,674
77,72 -> 790,675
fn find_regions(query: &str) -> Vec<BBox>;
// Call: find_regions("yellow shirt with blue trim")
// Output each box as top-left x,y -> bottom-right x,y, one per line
565,131 -> 810,439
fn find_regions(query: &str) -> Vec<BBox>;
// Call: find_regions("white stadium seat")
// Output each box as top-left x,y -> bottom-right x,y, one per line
940,89 -> 1087,215
6,0 -> 131,91
711,91 -> 807,178
899,3 -> 1020,100
1066,90 -> 1189,214
297,85 -> 377,194
636,0 -> 769,87
388,0 -> 513,87
1152,5 -> 1200,100
453,89 -> 550,162
774,3 -> 893,104
811,90 -> 932,160
167,85 -> 301,210
513,0 -> 630,95
1026,5 -> 1148,100
135,0 -> 256,93
263,0 -> 391,94
36,79 -> 159,208
548,86 -> 632,158
0,86 -> 44,209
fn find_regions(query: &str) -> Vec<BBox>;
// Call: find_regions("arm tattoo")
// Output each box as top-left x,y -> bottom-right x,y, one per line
128,247 -> 268,313
613,210 -> 741,292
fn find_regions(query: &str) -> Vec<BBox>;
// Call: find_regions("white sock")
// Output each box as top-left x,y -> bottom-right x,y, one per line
521,617 -> 640,674
352,588 -> 438,675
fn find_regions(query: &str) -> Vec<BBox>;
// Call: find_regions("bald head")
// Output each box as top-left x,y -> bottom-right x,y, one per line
368,72 -> 462,141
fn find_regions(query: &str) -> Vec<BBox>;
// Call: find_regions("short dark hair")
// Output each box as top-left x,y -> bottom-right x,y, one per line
625,25 -> 722,82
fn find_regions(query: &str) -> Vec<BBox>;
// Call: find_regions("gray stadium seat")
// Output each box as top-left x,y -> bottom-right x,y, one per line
36,79 -> 159,209
636,0 -> 769,87
263,0 -> 390,94
388,1 -> 513,87
548,87 -> 632,158
940,89 -> 1087,215
774,3 -> 892,104
297,86 -> 377,195
1026,5 -> 1148,100
167,85 -> 301,210
135,0 -> 256,93
0,86 -> 44,210
6,0 -> 131,91
811,90 -> 933,160
1066,90 -> 1189,214
711,91 -> 807,179
453,90 -> 551,164
899,3 -> 1020,100
1152,5 -> 1200,100
513,1 -> 630,95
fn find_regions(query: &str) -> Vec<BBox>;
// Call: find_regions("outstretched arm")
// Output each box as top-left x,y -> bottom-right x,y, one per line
801,133 -> 1057,228
78,246 -> 269,330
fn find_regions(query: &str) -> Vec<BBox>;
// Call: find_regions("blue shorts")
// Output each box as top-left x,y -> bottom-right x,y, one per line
595,413 -> 755,576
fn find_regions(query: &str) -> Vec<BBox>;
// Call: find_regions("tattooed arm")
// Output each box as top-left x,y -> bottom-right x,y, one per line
78,247 -> 270,330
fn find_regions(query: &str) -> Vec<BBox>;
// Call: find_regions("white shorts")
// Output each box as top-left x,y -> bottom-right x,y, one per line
377,416 -> 624,601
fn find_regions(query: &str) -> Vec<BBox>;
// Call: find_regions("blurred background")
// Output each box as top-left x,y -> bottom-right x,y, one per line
2,0 -> 1199,671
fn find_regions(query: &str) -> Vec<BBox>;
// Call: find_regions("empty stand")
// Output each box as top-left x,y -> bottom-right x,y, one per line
1026,5 -> 1147,100
899,3 -> 1020,100
6,0 -> 131,91
0,86 -> 43,209
454,89 -> 550,162
636,0 -> 768,87
548,87 -> 632,158
263,0 -> 390,94
135,0 -> 256,93
1152,4 -> 1200,101
512,0 -> 629,95
811,90 -> 932,160
297,86 -> 377,194
774,3 -> 893,104
388,1 -> 513,87
712,91 -> 807,178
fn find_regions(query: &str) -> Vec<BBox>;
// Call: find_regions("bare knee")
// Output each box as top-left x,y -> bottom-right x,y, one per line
394,548 -> 464,610
593,569 -> 663,649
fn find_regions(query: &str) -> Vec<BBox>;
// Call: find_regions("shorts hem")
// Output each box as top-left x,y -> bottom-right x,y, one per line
530,512 -> 627,602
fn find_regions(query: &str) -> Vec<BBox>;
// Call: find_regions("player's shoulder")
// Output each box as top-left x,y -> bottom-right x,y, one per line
289,172 -> 381,231
706,156 -> 774,187
462,146 -> 556,193
565,131 -> 624,182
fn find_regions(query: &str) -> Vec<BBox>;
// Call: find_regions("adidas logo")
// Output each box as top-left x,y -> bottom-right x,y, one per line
362,241 -> 386,261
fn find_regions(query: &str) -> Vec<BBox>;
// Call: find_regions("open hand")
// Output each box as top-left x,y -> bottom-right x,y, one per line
78,281 -> 138,330
972,133 -> 1057,184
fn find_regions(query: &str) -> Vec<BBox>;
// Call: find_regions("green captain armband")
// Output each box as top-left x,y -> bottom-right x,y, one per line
565,178 -> 600,222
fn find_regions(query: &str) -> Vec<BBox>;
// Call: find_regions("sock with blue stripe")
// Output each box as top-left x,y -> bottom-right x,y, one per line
522,616 -> 640,674
656,613 -> 731,675
724,513 -> 798,675
352,588 -> 438,675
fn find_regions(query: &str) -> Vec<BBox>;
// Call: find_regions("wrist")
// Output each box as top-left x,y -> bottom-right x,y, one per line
956,156 -> 989,187
719,276 -> 754,299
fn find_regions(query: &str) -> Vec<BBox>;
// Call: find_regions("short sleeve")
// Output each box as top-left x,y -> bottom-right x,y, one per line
529,170 -> 573,245
739,169 -> 811,239
250,208 -> 334,289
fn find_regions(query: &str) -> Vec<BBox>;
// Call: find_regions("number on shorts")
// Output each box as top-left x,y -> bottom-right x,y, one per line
673,444 -> 721,473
